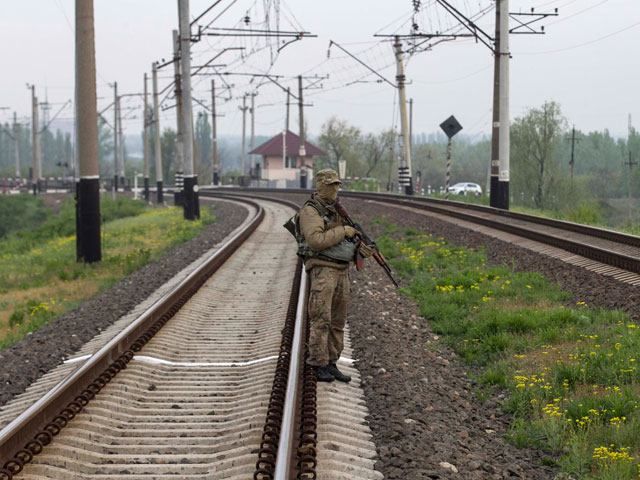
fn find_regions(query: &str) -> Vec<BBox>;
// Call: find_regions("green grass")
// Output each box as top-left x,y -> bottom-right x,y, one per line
0,195 -> 49,238
378,226 -> 640,479
0,199 -> 214,349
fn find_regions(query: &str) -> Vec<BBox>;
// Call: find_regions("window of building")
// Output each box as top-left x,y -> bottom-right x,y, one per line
285,155 -> 297,168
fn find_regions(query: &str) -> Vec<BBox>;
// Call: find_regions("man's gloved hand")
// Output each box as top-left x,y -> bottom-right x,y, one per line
343,225 -> 358,238
358,242 -> 375,258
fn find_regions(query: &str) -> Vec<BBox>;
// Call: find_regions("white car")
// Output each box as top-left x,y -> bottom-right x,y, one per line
447,182 -> 483,196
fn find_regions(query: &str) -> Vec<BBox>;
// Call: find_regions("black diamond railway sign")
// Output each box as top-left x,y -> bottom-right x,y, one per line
439,115 -> 463,139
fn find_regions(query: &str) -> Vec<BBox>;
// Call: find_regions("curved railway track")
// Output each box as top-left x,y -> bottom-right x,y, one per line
0,196 -> 380,480
216,188 -> 640,284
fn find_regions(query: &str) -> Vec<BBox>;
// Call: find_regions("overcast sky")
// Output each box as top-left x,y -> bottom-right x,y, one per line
0,0 -> 638,140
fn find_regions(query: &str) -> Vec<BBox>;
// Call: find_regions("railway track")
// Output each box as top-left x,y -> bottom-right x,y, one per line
216,189 -> 640,285
0,196 -> 380,480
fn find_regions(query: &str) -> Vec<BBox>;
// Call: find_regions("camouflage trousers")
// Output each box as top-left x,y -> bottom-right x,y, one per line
306,266 -> 349,367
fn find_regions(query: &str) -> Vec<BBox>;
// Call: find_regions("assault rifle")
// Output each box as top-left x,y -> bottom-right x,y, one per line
334,201 -> 399,288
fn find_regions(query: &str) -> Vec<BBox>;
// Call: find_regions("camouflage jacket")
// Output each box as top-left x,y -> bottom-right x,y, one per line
298,195 -> 351,271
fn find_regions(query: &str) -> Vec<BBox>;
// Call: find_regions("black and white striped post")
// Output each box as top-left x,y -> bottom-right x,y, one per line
174,171 -> 184,206
439,115 -> 463,200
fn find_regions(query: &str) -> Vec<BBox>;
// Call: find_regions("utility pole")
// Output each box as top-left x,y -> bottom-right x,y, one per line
625,151 -> 637,224
409,97 -> 413,174
13,112 -> 20,178
112,81 -> 119,192
497,0 -> 510,209
568,125 -> 580,187
250,91 -> 256,175
489,0 -> 511,209
285,87 -> 291,132
143,73 -> 150,201
211,79 -> 219,185
489,1 -> 501,209
75,0 -> 101,263
173,29 -> 185,205
178,0 -> 199,220
117,94 -> 125,189
152,62 -> 163,204
240,94 -> 248,175
298,75 -> 308,189
29,85 -> 40,194
626,115 -> 637,224
394,37 -> 413,195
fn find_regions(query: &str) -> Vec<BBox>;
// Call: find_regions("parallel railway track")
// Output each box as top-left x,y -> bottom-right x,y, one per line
217,189 -> 640,283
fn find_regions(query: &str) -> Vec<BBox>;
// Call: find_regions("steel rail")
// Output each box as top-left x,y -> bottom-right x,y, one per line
0,197 -> 265,478
274,269 -> 307,480
202,191 -> 314,480
203,188 -> 640,274
353,194 -> 640,274
204,188 -> 640,246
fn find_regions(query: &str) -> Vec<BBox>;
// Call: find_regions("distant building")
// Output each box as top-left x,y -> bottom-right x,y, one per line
249,130 -> 325,188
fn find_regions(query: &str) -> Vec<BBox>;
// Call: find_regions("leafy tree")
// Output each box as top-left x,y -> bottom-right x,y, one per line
511,101 -> 567,209
317,117 -> 362,173
195,111 -> 212,180
98,116 -> 114,178
361,130 -> 394,178
160,128 -> 177,184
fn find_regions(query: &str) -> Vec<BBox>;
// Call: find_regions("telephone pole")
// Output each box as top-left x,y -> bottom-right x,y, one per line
152,61 -> 163,204
568,125 -> 581,187
75,0 -> 101,263
409,97 -> 414,171
211,79 -> 220,185
285,87 -> 291,131
489,0 -> 512,209
29,85 -> 41,194
173,29 -> 185,205
240,94 -> 248,175
394,37 -> 413,195
143,72 -> 150,201
13,112 -> 20,178
178,0 -> 199,220
112,81 -> 119,192
298,75 -> 308,189
497,0 -> 510,209
117,94 -> 125,189
489,2 -> 501,208
250,91 -> 256,175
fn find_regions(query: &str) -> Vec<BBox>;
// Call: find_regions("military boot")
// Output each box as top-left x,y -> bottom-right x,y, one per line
315,365 -> 335,382
327,362 -> 351,383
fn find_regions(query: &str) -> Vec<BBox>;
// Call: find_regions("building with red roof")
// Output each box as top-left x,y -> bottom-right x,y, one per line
249,130 -> 325,187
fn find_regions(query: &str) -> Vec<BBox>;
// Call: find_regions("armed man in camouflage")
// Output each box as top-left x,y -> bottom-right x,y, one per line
297,169 -> 367,382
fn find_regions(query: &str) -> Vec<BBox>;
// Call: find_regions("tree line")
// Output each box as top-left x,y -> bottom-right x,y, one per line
0,123 -> 73,178
0,110 -> 222,184
316,102 -> 640,227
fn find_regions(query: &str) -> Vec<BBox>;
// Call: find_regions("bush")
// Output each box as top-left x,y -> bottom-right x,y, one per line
0,195 -> 48,239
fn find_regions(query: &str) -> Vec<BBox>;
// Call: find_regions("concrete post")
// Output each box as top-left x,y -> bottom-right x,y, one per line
75,0 -> 101,262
